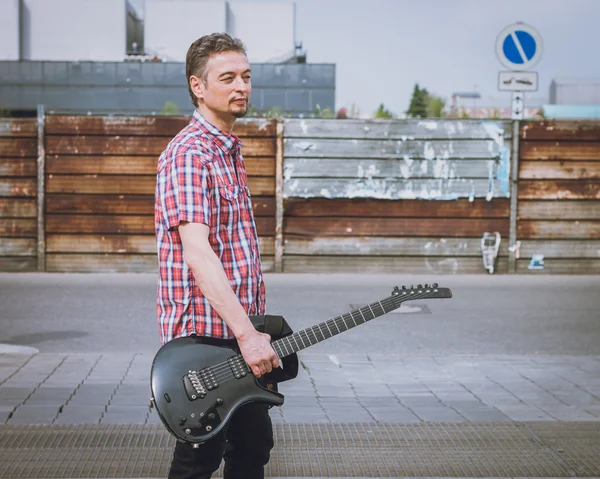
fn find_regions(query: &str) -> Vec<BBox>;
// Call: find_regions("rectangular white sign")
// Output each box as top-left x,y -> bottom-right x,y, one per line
498,71 -> 538,91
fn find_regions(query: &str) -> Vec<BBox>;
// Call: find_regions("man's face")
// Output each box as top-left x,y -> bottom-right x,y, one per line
197,51 -> 251,119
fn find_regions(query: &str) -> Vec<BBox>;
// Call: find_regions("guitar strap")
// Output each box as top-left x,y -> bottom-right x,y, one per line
250,314 -> 299,384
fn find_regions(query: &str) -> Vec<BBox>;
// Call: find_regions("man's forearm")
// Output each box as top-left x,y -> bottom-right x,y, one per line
185,247 -> 255,339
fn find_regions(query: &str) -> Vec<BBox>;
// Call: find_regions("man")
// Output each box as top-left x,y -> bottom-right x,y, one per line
154,33 -> 279,479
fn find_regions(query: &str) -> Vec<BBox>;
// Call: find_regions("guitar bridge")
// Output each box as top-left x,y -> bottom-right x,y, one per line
183,368 -> 219,401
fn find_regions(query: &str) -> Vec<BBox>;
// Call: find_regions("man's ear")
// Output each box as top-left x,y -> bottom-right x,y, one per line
189,75 -> 204,103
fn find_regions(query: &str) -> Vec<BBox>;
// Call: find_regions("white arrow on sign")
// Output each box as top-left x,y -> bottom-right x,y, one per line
511,91 -> 524,120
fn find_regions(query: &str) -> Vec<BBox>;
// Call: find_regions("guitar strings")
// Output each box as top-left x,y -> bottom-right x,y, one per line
197,289 -> 435,385
204,290 -> 432,384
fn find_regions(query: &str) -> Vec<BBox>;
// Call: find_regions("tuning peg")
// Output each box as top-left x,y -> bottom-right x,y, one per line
432,283 -> 438,288
402,285 -> 407,290
425,284 -> 430,288
417,284 -> 422,289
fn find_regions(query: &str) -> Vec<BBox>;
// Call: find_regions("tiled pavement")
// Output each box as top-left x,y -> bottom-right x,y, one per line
1,351 -> 599,425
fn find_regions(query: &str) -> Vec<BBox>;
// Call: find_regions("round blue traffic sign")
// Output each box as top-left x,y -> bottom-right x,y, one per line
496,23 -> 543,71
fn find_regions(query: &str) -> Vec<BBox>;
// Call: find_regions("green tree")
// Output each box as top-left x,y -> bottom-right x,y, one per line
160,101 -> 180,115
374,103 -> 394,119
426,95 -> 446,118
406,83 -> 429,118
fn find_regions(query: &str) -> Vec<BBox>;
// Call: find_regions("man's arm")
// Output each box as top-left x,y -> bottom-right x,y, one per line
178,221 -> 279,378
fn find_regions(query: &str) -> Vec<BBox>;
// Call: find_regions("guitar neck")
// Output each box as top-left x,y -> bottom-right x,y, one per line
271,291 -> 408,358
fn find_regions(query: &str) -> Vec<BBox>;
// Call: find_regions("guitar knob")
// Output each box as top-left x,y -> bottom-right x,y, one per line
208,413 -> 216,421
179,417 -> 187,426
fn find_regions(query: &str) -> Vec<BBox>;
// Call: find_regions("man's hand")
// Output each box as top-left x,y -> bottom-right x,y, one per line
237,329 -> 280,378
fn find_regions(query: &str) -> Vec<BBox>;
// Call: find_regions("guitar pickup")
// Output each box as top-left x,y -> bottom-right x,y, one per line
228,355 -> 249,379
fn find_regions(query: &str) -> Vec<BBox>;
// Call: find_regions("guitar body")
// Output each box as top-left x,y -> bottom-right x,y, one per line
151,335 -> 283,444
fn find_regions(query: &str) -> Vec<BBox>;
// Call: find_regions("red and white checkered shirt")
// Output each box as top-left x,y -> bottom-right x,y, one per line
154,110 -> 265,345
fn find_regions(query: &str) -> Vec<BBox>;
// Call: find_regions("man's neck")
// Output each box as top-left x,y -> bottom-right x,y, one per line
197,107 -> 235,134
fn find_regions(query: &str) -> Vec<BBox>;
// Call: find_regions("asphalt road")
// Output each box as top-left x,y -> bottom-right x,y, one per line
0,273 -> 599,355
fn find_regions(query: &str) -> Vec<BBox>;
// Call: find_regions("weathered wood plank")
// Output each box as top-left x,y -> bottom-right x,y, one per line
0,178 -> 36,197
284,198 -> 509,218
520,161 -> 600,179
0,257 -> 37,272
46,253 -> 274,273
46,194 -> 154,215
0,219 -> 36,237
518,200 -> 600,220
284,119 -> 512,140
0,198 -> 37,217
518,240 -> 600,258
46,215 -> 275,235
46,254 -> 158,273
46,215 -> 155,235
0,119 -> 37,137
518,220 -> 600,239
285,217 -> 509,237
283,255 -> 508,274
284,178 -> 509,200
284,236 -> 509,256
521,141 -> 600,161
45,116 -> 276,137
0,238 -> 36,256
518,180 -> 600,200
516,258 -> 600,274
46,136 -> 275,156
47,155 -> 275,176
521,121 -> 600,141
285,157 -> 500,179
0,158 -> 37,176
0,138 -> 37,157
46,234 -> 275,255
46,175 -> 275,196
46,234 -> 156,254
47,175 -> 156,195
45,193 -> 275,216
284,138 -> 500,159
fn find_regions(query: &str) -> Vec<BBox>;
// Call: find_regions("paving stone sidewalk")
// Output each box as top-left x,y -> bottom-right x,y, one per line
1,351 -> 599,425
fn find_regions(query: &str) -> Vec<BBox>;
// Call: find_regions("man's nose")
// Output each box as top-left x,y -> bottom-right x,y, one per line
233,76 -> 249,93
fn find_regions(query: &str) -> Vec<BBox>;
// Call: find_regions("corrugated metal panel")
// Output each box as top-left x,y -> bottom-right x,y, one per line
0,0 -> 19,60
144,0 -> 227,61
22,0 -> 127,61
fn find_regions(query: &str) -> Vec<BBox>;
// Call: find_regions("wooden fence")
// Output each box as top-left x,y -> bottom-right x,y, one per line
0,118 -> 38,272
518,121 -> 600,274
282,119 -> 511,273
0,115 -> 597,274
43,115 -> 276,273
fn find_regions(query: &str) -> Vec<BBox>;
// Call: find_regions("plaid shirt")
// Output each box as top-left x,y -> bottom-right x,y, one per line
154,110 -> 265,345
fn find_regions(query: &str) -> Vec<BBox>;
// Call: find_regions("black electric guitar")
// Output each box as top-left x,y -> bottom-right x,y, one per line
150,284 -> 452,444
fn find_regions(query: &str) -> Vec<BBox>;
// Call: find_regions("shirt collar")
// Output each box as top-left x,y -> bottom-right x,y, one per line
192,109 -> 243,153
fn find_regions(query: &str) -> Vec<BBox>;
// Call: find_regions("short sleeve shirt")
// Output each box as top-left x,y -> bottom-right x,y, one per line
154,110 -> 265,345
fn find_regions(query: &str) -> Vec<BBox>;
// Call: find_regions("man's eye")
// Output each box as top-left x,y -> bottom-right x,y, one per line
222,77 -> 233,82
244,76 -> 251,82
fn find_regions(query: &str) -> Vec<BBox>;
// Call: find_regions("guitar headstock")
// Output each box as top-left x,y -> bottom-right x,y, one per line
391,283 -> 453,300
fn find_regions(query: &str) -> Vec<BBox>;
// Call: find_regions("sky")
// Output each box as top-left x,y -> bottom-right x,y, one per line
131,0 -> 600,117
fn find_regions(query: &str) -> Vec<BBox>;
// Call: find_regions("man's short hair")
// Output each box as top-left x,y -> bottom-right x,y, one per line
186,33 -> 247,107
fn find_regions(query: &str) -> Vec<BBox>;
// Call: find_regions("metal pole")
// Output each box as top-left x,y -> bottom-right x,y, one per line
508,119 -> 520,274
36,104 -> 46,272
274,120 -> 284,273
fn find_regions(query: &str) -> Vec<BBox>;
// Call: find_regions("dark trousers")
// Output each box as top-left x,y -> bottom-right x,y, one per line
168,402 -> 274,479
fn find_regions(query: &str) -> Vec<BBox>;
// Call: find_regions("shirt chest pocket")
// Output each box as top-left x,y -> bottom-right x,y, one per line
218,183 -> 240,201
